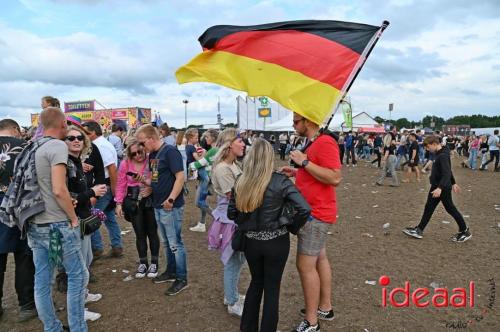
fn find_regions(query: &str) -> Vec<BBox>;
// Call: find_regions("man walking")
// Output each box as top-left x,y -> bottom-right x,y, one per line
282,113 -> 342,332
480,129 -> 499,171
0,119 -> 37,322
403,136 -> 471,242
136,125 -> 188,296
82,121 -> 122,258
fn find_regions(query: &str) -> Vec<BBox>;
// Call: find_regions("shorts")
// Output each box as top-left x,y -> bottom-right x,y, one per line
408,160 -> 419,168
297,218 -> 331,256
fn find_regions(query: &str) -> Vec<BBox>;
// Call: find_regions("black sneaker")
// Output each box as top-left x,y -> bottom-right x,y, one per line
300,308 -> 334,321
452,228 -> 472,242
152,271 -> 176,284
165,279 -> 189,296
292,319 -> 320,332
402,227 -> 423,239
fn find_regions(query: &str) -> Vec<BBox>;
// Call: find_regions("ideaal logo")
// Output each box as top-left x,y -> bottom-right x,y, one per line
379,275 -> 475,308
378,276 -> 496,329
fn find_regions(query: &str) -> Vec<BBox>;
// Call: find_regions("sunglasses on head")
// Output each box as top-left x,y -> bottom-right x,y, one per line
66,135 -> 84,142
130,150 -> 144,157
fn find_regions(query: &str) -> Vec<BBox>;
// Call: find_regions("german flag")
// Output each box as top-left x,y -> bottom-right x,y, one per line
176,20 -> 385,125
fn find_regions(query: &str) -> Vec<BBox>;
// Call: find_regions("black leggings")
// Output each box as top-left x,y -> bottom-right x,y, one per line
417,187 -> 467,233
241,233 -> 290,332
339,145 -> 345,165
132,200 -> 160,265
372,149 -> 382,167
0,250 -> 35,309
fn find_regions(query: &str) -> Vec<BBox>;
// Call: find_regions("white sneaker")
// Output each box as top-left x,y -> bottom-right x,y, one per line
147,264 -> 158,278
85,293 -> 102,304
84,309 -> 101,321
224,293 -> 246,305
227,299 -> 244,317
227,298 -> 245,317
135,264 -> 148,278
189,223 -> 206,232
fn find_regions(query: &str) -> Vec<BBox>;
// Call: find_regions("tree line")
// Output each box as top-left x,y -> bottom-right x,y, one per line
373,114 -> 500,130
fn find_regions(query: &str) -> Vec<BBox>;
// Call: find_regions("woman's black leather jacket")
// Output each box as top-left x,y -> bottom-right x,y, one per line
228,172 -> 311,233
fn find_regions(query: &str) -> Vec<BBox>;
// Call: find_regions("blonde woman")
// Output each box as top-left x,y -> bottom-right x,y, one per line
65,125 -> 107,321
208,128 -> 246,317
228,139 -> 310,332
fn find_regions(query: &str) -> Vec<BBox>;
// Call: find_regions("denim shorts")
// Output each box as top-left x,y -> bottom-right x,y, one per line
297,218 -> 331,256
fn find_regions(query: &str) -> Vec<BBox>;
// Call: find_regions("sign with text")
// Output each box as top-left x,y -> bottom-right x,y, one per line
111,109 -> 129,119
64,100 -> 95,113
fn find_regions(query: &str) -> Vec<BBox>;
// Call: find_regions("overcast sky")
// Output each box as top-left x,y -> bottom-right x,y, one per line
1,0 -> 499,127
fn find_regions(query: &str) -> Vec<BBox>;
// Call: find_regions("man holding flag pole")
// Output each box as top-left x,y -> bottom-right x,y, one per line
176,18 -> 389,331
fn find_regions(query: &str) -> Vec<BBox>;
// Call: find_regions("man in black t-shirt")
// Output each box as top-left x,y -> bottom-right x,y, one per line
136,124 -> 188,296
0,119 -> 36,321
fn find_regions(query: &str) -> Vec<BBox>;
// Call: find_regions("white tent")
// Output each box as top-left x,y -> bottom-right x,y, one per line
266,112 -> 379,132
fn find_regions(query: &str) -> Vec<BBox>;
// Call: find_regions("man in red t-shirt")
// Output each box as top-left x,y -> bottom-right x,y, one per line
282,113 -> 342,332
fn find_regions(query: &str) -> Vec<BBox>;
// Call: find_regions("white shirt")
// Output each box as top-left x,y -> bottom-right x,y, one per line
94,136 -> 118,179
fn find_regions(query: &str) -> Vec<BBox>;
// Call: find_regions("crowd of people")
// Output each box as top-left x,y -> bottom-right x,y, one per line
0,96 -> 496,331
0,96 -> 344,332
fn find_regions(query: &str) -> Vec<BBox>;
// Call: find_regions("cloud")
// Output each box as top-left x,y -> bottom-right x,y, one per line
0,25 -> 191,92
361,47 -> 448,83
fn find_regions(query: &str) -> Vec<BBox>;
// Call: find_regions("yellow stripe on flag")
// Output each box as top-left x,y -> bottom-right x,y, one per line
176,50 -> 340,125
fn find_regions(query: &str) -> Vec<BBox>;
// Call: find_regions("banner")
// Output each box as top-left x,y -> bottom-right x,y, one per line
341,102 -> 353,129
66,111 -> 93,121
111,109 -> 129,119
64,100 -> 95,113
138,108 -> 151,124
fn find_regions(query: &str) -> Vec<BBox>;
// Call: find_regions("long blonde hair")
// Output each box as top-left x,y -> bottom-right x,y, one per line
67,125 -> 92,160
213,128 -> 239,167
234,138 -> 274,213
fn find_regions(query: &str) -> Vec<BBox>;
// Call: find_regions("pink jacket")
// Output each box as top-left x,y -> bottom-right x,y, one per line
114,159 -> 150,204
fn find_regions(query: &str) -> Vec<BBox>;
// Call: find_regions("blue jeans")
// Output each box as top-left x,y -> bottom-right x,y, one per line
362,146 -> 371,160
224,251 -> 246,305
468,149 -> 478,169
91,187 -> 122,251
154,207 -> 187,281
196,168 -> 210,224
419,145 -> 425,163
27,222 -> 88,332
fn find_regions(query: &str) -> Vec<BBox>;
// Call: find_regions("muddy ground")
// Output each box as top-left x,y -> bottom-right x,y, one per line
1,157 -> 499,332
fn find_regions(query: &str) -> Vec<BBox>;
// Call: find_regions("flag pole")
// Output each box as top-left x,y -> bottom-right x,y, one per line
323,20 -> 390,131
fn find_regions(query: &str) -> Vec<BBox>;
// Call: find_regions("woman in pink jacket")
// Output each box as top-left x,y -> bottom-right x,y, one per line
115,139 -> 159,279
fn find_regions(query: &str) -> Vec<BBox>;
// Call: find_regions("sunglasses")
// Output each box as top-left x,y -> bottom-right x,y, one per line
293,118 -> 304,125
130,150 -> 144,157
66,135 -> 84,142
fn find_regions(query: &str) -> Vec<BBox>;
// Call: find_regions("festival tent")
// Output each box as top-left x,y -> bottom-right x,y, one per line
266,111 -> 380,132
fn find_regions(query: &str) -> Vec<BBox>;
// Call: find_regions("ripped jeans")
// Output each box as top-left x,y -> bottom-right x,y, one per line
154,207 -> 187,281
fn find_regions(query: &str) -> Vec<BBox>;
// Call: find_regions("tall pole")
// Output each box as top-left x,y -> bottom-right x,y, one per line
182,99 -> 189,128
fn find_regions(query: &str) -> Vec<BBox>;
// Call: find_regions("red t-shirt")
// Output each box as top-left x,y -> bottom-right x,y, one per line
295,134 -> 341,223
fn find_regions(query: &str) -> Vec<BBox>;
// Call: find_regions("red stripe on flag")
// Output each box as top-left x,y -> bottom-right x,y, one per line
214,30 -> 360,90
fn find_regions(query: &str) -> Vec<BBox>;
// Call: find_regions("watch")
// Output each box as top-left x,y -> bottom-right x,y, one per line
167,198 -> 174,204
301,159 -> 309,167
